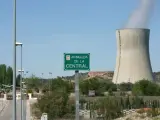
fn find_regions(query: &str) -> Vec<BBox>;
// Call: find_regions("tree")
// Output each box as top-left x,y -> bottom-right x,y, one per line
132,80 -> 160,96
0,64 -> 7,84
25,75 -> 42,89
6,66 -> 13,85
50,77 -> 73,94
80,80 -> 89,95
16,74 -> 21,87
79,77 -> 117,96
0,64 -> 13,86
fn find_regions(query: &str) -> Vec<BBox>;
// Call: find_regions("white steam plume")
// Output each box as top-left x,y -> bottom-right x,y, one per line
125,0 -> 155,28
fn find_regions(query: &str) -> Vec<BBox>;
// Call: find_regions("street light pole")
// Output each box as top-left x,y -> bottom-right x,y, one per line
16,42 -> 23,120
18,69 -> 24,120
22,72 -> 26,120
20,44 -> 23,120
13,0 -> 17,119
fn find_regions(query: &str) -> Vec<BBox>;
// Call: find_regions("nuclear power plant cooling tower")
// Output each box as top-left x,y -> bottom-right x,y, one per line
112,28 -> 154,84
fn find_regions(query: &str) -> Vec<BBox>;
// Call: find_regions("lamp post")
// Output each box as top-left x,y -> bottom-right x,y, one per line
18,69 -> 24,120
16,42 -> 23,120
23,70 -> 28,120
13,0 -> 17,119
22,81 -> 26,120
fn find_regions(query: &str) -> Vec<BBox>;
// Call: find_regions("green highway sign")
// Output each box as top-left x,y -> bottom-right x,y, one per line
64,53 -> 90,71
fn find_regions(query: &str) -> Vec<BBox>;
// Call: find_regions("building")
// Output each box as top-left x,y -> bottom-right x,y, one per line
113,28 -> 154,84
88,71 -> 114,79
153,72 -> 160,82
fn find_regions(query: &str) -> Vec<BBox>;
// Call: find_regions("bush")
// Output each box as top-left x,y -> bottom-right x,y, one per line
80,78 -> 117,96
96,97 -> 124,119
34,88 -> 39,93
132,80 -> 160,96
136,109 -> 145,114
32,90 -> 74,119
119,82 -> 133,91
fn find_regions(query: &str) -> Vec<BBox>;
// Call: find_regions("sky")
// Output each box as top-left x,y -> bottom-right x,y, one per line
0,0 -> 159,78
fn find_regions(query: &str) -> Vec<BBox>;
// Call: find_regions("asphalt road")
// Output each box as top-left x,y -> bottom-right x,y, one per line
0,100 -> 26,120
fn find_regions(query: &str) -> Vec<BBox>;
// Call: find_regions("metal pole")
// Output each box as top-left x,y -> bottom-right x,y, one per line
13,0 -> 17,119
75,70 -> 79,120
21,46 -> 25,120
20,45 -> 23,120
22,72 -> 26,120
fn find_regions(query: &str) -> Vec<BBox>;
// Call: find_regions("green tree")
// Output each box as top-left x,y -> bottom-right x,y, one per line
132,80 -> 160,96
80,80 -> 89,95
16,74 -> 21,87
80,77 -> 117,96
0,64 -> 7,84
6,66 -> 13,85
50,77 -> 73,93
25,75 -> 42,89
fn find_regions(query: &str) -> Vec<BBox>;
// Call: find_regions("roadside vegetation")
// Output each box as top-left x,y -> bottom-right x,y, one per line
27,76 -> 160,119
1,64 -> 160,119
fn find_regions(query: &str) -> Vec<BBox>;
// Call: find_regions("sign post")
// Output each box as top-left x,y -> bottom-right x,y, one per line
75,70 -> 79,120
64,53 -> 90,120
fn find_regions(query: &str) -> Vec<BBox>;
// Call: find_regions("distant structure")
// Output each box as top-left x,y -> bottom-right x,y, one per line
153,72 -> 160,82
88,71 -> 114,79
112,28 -> 154,84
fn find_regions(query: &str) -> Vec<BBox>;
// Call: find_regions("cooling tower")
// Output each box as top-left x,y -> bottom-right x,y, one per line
112,28 -> 154,84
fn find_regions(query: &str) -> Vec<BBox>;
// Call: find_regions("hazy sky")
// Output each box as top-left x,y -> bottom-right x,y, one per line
0,0 -> 159,78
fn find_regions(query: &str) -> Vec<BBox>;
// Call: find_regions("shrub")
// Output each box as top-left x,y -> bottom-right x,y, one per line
34,88 -> 39,93
132,80 -> 160,96
136,109 -> 145,114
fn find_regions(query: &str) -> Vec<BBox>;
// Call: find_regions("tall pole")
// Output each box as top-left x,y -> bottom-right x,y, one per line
22,71 -> 26,120
13,0 -> 17,119
20,45 -> 23,120
21,46 -> 25,120
75,70 -> 79,120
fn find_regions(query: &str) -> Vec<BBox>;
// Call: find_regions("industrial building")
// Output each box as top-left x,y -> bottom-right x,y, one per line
112,28 -> 154,83
88,71 -> 114,80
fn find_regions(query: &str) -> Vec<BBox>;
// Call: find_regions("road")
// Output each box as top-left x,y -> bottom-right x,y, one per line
0,100 -> 27,120
0,100 -> 8,113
